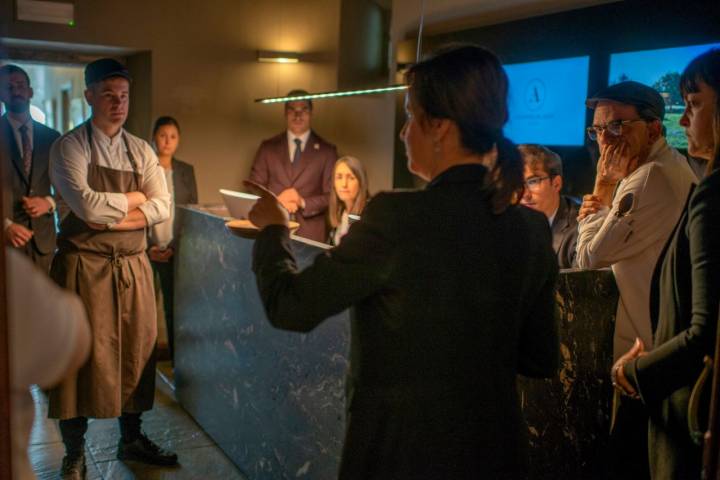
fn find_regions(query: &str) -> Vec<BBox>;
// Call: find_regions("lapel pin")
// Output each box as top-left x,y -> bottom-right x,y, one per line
314,143 -> 320,150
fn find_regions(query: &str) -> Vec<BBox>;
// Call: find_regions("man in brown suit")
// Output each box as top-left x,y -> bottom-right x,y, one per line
248,90 -> 337,242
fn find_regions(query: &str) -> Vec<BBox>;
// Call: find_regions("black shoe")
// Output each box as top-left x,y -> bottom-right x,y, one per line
117,433 -> 179,466
60,453 -> 86,479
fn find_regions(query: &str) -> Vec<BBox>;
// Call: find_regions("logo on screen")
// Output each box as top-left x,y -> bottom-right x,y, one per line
524,79 -> 546,111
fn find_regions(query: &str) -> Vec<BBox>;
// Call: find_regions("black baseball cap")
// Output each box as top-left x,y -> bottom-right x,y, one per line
84,58 -> 131,87
586,81 -> 665,120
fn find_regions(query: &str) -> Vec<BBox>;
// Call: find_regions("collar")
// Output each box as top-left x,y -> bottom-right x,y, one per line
547,207 -> 558,227
426,164 -> 489,189
7,115 -> 32,133
90,121 -> 124,147
287,129 -> 311,149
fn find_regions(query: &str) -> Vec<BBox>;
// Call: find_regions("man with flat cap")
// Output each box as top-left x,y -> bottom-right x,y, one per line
248,90 -> 337,242
0,64 -> 61,273
48,58 -> 175,479
575,80 -> 697,479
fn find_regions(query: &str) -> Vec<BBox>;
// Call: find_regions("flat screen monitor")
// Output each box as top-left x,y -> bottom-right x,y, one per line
504,55 -> 590,147
608,41 -> 720,148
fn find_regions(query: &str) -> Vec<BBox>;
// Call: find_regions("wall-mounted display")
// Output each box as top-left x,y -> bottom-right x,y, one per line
608,41 -> 720,148
504,56 -> 590,147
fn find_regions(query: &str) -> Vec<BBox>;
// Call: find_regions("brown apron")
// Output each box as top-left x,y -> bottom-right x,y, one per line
48,122 -> 157,419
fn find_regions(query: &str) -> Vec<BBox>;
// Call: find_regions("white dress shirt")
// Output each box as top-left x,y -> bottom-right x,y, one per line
576,138 -> 698,358
286,129 -> 311,162
49,122 -> 171,231
149,167 -> 175,249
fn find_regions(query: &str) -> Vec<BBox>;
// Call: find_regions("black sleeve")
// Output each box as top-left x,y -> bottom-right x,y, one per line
188,164 -> 198,204
518,221 -> 560,378
626,176 -> 720,403
252,193 -> 397,332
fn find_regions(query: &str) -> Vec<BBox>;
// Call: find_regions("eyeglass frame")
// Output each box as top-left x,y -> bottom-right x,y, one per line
586,118 -> 648,142
524,175 -> 555,191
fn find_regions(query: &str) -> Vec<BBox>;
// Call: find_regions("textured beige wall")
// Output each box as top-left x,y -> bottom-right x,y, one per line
1,0 -> 397,201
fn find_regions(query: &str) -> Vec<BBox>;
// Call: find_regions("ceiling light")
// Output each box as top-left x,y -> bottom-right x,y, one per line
255,85 -> 408,104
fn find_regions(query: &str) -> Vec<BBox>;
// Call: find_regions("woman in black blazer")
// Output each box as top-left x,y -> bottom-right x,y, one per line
245,45 -> 559,480
149,116 -> 198,361
613,49 -> 720,479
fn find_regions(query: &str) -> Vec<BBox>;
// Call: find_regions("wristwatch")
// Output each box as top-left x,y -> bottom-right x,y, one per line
105,222 -> 116,231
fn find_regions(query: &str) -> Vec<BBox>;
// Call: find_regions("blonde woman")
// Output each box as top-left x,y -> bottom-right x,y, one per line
328,156 -> 370,245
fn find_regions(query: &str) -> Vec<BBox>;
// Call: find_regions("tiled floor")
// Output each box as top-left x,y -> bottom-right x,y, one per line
28,363 -> 248,479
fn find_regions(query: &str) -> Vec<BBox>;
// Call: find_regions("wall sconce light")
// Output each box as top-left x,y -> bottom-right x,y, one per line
257,51 -> 301,64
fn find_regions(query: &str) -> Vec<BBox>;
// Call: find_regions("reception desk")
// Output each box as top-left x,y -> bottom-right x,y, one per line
174,206 -> 618,480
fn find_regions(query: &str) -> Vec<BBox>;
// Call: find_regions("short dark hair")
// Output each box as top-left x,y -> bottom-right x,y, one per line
518,144 -> 563,177
680,48 -> 720,173
284,89 -> 312,111
0,64 -> 31,86
406,44 -> 523,214
152,116 -> 181,137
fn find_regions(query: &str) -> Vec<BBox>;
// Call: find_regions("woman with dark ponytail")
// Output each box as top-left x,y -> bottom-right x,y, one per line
246,44 -> 559,479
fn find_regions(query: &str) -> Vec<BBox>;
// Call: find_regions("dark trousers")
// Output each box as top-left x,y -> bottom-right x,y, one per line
151,259 -> 175,360
608,397 -> 651,479
22,240 -> 53,274
59,413 -> 143,457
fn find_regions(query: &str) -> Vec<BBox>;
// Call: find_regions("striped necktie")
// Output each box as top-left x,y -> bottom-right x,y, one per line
19,124 -> 32,177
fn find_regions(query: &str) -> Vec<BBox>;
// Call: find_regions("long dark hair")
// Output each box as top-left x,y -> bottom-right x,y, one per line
329,156 -> 370,228
680,48 -> 720,173
405,44 -> 524,213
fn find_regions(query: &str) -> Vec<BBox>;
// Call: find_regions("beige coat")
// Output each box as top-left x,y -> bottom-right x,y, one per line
576,139 -> 697,358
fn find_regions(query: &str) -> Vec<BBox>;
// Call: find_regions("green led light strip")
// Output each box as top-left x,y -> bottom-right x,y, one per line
256,85 -> 408,103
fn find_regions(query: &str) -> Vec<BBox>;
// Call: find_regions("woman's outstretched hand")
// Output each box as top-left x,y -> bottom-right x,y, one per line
243,181 -> 290,230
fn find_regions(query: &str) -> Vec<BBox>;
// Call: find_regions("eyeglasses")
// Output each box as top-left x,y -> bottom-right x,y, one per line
586,119 -> 646,141
524,176 -> 551,191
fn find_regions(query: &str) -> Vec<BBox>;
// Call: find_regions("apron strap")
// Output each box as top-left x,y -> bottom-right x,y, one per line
85,121 -> 142,190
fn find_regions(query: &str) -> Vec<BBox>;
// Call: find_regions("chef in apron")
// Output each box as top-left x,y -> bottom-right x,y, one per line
48,58 -> 175,479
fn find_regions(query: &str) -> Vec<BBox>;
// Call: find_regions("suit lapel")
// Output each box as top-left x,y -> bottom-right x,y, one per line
551,196 -> 568,233
1,116 -> 30,189
278,135 -> 294,185
290,131 -> 315,183
29,121 -> 44,188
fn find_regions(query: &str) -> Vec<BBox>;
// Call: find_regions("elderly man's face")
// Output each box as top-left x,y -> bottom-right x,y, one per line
520,165 -> 562,220
285,100 -> 311,135
0,71 -> 33,114
592,101 -> 659,162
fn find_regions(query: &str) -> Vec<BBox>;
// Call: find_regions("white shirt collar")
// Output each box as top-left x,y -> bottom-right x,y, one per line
7,115 -> 32,134
90,121 -> 124,147
547,206 -> 558,227
287,129 -> 311,150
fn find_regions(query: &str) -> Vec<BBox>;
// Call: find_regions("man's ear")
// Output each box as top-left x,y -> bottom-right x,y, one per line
552,174 -> 563,193
84,88 -> 92,105
647,119 -> 663,144
28,86 -> 34,101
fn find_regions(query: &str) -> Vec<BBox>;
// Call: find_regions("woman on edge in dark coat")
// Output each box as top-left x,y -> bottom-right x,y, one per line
612,48 -> 720,479
245,45 -> 559,480
149,116 -> 198,361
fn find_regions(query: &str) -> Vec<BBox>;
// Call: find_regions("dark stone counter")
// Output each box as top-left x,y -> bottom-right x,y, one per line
174,206 -> 618,479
